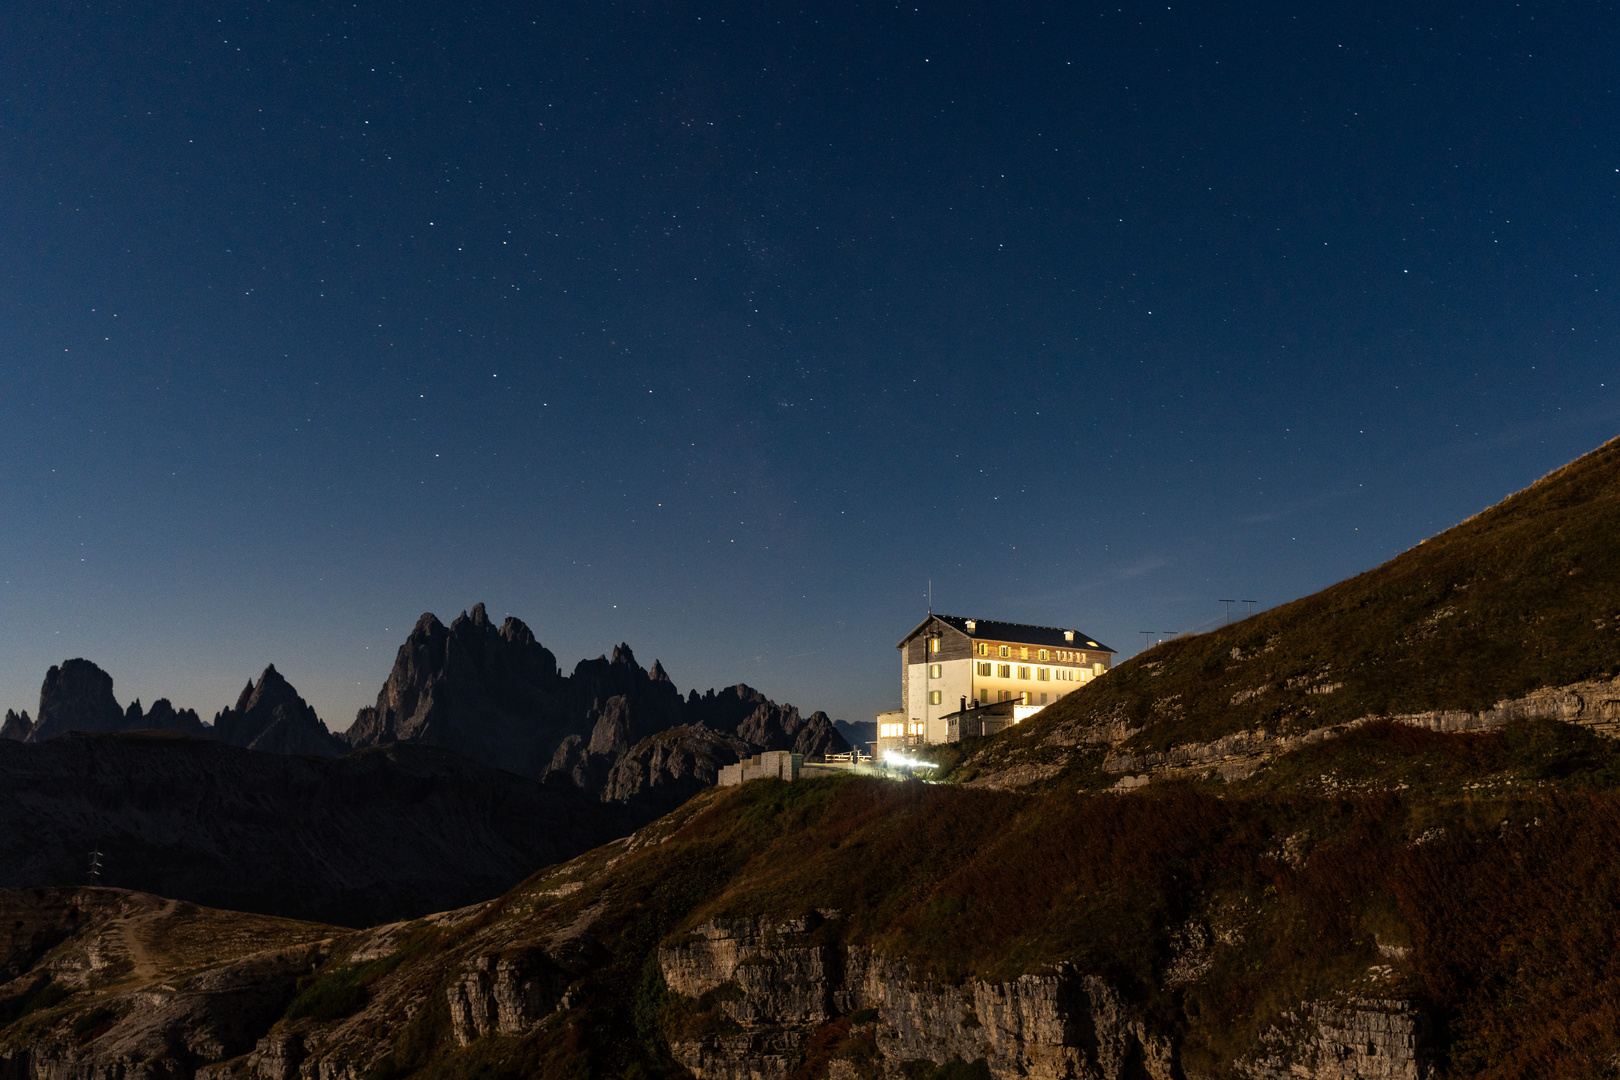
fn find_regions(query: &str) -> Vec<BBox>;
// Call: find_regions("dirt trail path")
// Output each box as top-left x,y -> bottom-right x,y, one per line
119,897 -> 178,983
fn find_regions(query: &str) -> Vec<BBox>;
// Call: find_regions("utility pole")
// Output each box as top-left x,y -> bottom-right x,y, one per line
87,847 -> 103,886
1220,599 -> 1235,625
1140,630 -> 1153,651
1242,599 -> 1257,619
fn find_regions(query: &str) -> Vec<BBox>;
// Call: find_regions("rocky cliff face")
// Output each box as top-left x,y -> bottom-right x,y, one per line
345,605 -> 847,820
687,685 -> 847,759
658,914 -> 1188,1080
0,864 -> 1433,1080
598,725 -> 753,815
26,659 -> 126,742
213,665 -> 344,756
0,711 -> 30,742
123,697 -> 209,738
343,603 -> 570,775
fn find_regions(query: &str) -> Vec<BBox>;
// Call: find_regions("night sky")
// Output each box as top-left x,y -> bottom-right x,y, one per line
2,2 -> 1616,730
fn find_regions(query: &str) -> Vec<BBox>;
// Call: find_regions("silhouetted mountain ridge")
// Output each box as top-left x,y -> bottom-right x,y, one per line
344,603 -> 848,813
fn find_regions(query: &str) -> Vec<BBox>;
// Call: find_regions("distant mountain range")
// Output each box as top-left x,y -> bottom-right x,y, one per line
0,607 -> 852,922
2,604 -> 849,820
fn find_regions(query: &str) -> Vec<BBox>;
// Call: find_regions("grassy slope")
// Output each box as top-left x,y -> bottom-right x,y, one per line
963,433 -> 1620,775
263,732 -> 1620,1080
15,726 -> 1620,1078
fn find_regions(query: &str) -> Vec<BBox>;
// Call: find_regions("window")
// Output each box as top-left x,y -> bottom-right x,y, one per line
1019,646 -> 1029,660
997,664 -> 1011,678
1039,693 -> 1048,704
998,690 -> 1011,702
879,722 -> 902,738
1017,666 -> 1030,680
929,663 -> 942,679
1094,662 -> 1104,676
1037,668 -> 1049,681
908,720 -> 924,735
979,688 -> 989,703
976,643 -> 989,656
977,661 -> 992,676
929,690 -> 941,705
1019,691 -> 1029,704
1039,649 -> 1048,661
929,637 -> 940,653
998,645 -> 1009,657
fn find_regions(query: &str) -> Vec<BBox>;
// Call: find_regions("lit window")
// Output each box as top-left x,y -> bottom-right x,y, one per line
977,662 -> 992,676
1038,649 -> 1048,661
1017,666 -> 1030,680
908,720 -> 924,735
930,638 -> 940,653
880,722 -> 902,738
1037,668 -> 1049,681
998,664 -> 1011,678
929,663 -> 942,679
998,645 -> 1009,657
1094,663 -> 1104,676
1019,691 -> 1029,704
929,690 -> 941,705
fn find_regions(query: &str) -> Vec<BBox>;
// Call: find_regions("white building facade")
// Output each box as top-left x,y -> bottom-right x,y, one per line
896,614 -> 1114,745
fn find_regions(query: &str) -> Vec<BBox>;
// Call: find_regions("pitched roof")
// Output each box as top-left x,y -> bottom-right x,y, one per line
896,614 -> 1114,654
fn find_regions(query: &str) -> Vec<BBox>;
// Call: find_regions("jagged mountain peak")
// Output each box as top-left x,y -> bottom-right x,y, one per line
30,658 -> 125,742
241,664 -> 298,714
214,665 -> 341,757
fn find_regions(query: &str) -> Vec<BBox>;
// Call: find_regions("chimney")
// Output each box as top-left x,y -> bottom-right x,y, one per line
960,696 -> 967,713
965,619 -> 976,632
1063,630 -> 1074,642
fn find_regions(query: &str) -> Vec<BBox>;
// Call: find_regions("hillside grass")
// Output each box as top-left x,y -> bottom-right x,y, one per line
439,718 -> 1620,1078
967,434 -> 1620,776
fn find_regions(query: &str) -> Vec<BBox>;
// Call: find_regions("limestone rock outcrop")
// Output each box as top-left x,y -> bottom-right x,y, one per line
26,658 -> 126,742
343,603 -> 571,775
655,915 -> 1429,1080
213,664 -> 343,756
599,725 -> 753,816
344,604 -> 846,822
0,710 -> 30,742
1239,998 -> 1432,1080
123,696 -> 208,737
447,950 -> 571,1045
658,915 -> 1185,1080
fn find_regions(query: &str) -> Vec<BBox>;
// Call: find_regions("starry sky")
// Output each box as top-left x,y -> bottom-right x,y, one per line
1,1 -> 1616,730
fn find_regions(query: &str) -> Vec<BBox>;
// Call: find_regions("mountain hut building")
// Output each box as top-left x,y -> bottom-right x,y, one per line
891,614 -> 1115,746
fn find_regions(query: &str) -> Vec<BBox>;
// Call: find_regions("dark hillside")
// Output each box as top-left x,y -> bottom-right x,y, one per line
0,732 -> 625,927
16,746 -> 1620,1078
965,433 -> 1620,778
